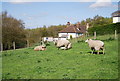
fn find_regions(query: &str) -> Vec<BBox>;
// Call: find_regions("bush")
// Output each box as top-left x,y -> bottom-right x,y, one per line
88,23 -> 120,35
70,35 -> 73,39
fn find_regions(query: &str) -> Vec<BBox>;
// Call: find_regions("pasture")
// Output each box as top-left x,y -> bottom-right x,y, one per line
2,35 -> 118,79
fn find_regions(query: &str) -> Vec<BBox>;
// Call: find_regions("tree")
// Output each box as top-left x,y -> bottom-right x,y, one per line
80,15 -> 112,28
2,11 -> 26,50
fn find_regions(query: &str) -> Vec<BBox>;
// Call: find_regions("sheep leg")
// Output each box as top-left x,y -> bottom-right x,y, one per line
95,47 -> 100,54
58,47 -> 60,50
97,50 -> 99,54
100,47 -> 105,54
102,47 -> 105,55
91,47 -> 94,54
91,51 -> 93,54
65,45 -> 68,50
101,46 -> 105,54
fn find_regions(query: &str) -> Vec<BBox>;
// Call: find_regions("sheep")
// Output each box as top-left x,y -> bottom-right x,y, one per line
54,40 -> 72,50
85,39 -> 105,54
34,45 -> 46,51
60,43 -> 72,50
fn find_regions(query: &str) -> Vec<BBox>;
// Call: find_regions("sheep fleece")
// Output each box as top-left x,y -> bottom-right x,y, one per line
56,40 -> 70,48
34,46 -> 46,51
88,40 -> 104,50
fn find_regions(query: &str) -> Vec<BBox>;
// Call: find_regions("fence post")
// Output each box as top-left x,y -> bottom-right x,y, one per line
0,43 -> 3,52
115,30 -> 117,39
86,32 -> 88,37
13,42 -> 15,50
27,40 -> 29,48
88,32 -> 89,37
94,31 -> 96,39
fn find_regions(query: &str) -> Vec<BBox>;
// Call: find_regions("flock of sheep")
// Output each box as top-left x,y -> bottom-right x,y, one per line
34,39 -> 105,54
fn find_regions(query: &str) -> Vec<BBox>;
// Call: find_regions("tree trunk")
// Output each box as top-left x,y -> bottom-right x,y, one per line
8,44 -> 11,50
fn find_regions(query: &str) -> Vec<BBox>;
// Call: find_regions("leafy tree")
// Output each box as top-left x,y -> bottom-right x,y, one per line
80,15 -> 112,27
2,11 -> 26,50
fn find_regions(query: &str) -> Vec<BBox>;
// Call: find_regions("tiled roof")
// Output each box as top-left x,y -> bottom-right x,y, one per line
59,24 -> 86,33
112,10 -> 120,17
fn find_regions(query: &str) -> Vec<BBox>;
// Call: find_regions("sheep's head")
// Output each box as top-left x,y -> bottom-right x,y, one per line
41,46 -> 46,50
85,39 -> 92,42
53,40 -> 57,45
85,39 -> 89,42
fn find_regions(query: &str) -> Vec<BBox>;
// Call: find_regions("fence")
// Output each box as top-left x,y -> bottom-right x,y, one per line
93,30 -> 117,40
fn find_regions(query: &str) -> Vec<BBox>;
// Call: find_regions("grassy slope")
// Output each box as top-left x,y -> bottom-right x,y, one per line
0,54 -> 2,79
2,35 -> 118,79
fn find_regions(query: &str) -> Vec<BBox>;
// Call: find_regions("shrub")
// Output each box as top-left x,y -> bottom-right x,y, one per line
70,35 -> 73,39
88,23 -> 120,36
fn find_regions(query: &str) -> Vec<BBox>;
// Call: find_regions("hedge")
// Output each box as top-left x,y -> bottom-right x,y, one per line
88,23 -> 120,35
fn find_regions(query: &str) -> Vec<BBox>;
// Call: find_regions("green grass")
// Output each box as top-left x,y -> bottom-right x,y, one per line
2,35 -> 118,79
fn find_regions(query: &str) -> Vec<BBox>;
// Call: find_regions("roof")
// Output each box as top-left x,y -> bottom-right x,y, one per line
59,24 -> 86,33
112,10 -> 120,17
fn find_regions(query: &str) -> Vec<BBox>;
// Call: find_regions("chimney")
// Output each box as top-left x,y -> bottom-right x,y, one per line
77,22 -> 80,25
86,23 -> 89,30
67,22 -> 70,27
76,22 -> 80,27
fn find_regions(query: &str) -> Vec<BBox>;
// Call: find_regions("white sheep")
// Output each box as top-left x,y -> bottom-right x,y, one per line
85,39 -> 105,54
54,40 -> 72,50
60,43 -> 72,50
34,45 -> 46,51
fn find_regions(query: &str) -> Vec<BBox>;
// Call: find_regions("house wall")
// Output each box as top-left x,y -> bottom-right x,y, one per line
54,38 -> 66,40
113,17 -> 120,23
43,37 -> 54,42
58,33 -> 83,39
67,33 -> 77,39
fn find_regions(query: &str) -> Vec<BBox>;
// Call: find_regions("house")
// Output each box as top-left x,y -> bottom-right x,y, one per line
112,10 -> 120,23
43,37 -> 54,42
58,22 -> 88,39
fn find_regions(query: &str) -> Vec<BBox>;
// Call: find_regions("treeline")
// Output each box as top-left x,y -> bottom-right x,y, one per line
1,11 -> 66,50
25,25 -> 66,46
88,23 -> 120,36
80,15 -> 112,27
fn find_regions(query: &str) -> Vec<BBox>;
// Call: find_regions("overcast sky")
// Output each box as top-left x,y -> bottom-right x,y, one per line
2,0 -> 119,29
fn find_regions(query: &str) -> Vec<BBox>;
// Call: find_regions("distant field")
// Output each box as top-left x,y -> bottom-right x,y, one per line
2,35 -> 118,79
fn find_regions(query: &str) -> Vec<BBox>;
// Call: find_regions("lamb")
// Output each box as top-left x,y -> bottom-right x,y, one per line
54,40 -> 72,50
85,39 -> 105,54
34,45 -> 46,51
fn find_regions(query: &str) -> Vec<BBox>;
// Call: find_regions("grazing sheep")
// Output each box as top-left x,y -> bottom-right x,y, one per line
85,39 -> 105,54
54,40 -> 72,50
34,45 -> 46,51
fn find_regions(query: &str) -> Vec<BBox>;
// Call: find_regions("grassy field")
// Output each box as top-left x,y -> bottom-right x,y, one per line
2,35 -> 118,79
